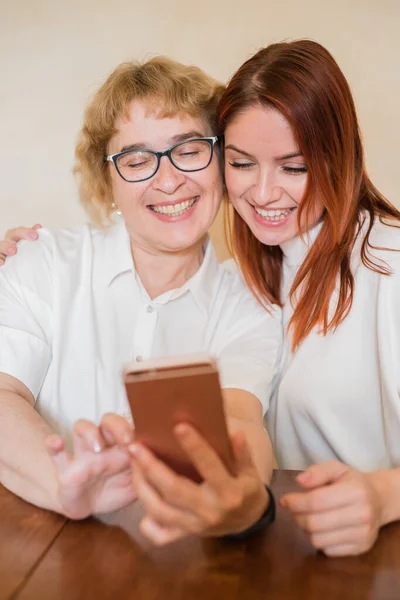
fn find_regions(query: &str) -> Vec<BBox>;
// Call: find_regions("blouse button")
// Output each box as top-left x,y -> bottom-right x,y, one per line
146,305 -> 154,313
135,355 -> 143,362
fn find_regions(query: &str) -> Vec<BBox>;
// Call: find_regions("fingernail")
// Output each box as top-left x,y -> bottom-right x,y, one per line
93,440 -> 103,453
280,498 -> 287,508
6,247 -> 16,255
33,224 -> 42,229
102,426 -> 114,445
0,259 -> 4,266
175,423 -> 188,436
28,232 -> 38,240
128,443 -> 141,457
123,432 -> 133,444
297,471 -> 310,482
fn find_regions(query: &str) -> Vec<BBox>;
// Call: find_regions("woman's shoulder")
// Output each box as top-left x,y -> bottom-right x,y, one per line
4,223 -> 96,268
366,215 -> 400,267
220,257 -> 251,300
369,215 -> 400,245
0,223 -> 107,295
354,213 -> 400,272
219,256 -> 281,320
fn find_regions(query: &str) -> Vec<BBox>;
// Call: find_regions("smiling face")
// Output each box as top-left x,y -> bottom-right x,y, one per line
107,100 -> 223,254
224,105 -> 323,247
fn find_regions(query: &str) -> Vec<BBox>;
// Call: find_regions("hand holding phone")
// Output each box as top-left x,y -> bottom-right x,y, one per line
123,354 -> 235,483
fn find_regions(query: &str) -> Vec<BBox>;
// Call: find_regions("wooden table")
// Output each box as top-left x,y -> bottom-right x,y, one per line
1,470 -> 400,600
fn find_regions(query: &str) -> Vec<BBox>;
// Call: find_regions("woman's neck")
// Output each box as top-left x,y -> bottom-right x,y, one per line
130,237 -> 206,299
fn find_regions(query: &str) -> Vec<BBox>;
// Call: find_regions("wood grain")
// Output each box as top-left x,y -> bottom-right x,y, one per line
4,471 -> 400,600
0,485 -> 66,600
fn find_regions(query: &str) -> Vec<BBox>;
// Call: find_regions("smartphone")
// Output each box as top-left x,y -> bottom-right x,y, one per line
123,354 -> 235,483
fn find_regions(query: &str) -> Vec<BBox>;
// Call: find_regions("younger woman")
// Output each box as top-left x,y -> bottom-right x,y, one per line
218,39 -> 400,556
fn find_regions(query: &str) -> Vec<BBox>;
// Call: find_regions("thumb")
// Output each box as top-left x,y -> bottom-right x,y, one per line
296,460 -> 350,489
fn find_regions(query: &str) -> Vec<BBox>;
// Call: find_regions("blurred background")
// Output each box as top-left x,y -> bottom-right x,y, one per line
2,0 -> 399,259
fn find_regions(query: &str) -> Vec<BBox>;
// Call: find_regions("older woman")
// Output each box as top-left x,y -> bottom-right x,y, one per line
0,57 -> 280,539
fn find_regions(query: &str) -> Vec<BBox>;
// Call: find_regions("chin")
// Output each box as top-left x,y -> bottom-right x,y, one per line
160,232 -> 207,253
250,223 -> 297,247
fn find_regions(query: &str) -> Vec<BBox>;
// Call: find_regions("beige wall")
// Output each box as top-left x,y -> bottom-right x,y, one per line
2,0 -> 399,260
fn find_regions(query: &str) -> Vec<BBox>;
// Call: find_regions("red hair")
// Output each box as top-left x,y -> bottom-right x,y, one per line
218,40 -> 400,349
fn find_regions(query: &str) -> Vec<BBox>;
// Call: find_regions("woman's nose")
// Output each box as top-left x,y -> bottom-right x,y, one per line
251,171 -> 282,206
152,156 -> 186,194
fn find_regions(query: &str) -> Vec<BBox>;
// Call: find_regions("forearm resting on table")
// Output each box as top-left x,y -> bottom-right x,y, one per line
0,374 -> 61,512
225,389 -> 274,484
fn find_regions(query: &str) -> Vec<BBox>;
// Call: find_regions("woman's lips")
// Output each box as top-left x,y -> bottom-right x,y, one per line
252,205 -> 297,228
148,196 -> 199,222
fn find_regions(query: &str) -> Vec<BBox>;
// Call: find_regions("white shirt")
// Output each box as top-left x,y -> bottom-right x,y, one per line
267,215 -> 400,471
0,219 -> 281,444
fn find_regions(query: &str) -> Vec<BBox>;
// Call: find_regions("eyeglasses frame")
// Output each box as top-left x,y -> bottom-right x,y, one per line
106,136 -> 220,183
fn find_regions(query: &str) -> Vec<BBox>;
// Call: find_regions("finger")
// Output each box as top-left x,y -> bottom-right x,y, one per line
308,524 -> 372,552
0,239 -> 18,254
100,413 -> 133,446
129,443 -> 201,510
73,420 -> 106,454
140,516 -> 186,546
133,465 -> 196,531
174,423 -> 232,492
295,503 -> 373,534
71,428 -> 90,456
5,226 -> 40,242
46,433 -> 66,455
33,224 -> 43,230
90,445 -> 132,475
281,480 -> 361,515
60,444 -> 133,490
296,461 -> 350,489
324,544 -> 365,557
45,434 -> 72,473
230,429 -> 258,476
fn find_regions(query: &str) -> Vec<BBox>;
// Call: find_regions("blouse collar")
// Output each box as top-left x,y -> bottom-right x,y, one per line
280,220 -> 323,267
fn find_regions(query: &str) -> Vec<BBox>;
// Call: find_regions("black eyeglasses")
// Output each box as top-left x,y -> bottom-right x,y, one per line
106,136 -> 219,183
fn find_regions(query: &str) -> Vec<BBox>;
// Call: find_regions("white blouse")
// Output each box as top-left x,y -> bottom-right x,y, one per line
0,219 -> 282,445
267,215 -> 400,471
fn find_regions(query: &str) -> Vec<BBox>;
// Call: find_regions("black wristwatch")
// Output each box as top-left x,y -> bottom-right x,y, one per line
223,486 -> 276,541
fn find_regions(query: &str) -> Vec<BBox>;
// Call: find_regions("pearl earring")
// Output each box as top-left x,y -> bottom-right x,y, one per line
111,202 -> 121,215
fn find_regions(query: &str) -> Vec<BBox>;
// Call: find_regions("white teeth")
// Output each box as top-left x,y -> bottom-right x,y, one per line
151,198 -> 197,216
254,207 -> 293,221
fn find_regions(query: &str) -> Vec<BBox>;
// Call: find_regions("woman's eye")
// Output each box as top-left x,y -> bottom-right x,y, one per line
178,151 -> 199,157
121,158 -> 151,170
282,166 -> 308,174
228,161 -> 254,169
118,151 -> 154,170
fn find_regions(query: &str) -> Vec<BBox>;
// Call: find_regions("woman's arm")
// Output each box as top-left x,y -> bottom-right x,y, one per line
224,388 -> 274,482
0,228 -> 137,517
0,372 -> 136,518
0,372 -> 61,509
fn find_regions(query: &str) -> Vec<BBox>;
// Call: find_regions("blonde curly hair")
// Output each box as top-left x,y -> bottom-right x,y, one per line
74,57 -> 225,225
